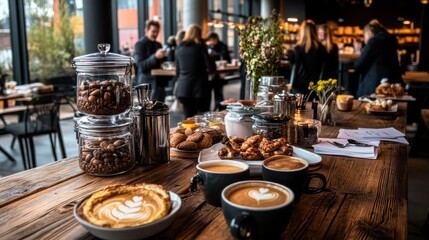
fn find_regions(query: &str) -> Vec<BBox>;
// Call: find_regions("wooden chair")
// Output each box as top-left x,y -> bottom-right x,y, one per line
3,93 -> 66,169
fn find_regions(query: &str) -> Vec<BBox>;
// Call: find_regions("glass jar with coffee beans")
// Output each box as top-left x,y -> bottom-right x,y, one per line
72,43 -> 133,116
77,116 -> 135,176
251,113 -> 290,140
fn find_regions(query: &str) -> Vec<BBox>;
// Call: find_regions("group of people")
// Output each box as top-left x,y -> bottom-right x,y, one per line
288,19 -> 402,98
133,18 -> 403,119
133,20 -> 230,118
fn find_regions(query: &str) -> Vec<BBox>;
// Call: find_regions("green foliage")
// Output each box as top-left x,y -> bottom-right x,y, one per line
27,0 -> 80,82
236,10 -> 284,95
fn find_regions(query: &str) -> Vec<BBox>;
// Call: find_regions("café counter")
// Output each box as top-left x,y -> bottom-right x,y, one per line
0,101 -> 407,239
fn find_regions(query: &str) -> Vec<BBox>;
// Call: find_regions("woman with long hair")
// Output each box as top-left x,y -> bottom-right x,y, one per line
317,24 -> 339,80
287,19 -> 327,94
175,24 -> 215,118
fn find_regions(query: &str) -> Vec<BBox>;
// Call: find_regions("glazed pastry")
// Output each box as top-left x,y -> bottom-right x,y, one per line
240,135 -> 262,152
241,146 -> 262,160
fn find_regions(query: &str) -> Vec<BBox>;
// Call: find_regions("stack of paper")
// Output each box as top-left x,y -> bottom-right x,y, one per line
337,127 -> 409,145
313,138 -> 380,159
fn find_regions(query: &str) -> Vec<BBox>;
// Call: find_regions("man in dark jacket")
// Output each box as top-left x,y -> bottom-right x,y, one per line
355,19 -> 403,97
206,32 -> 231,110
134,20 -> 168,101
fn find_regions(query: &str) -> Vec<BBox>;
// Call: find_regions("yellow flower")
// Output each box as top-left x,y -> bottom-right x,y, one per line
332,79 -> 337,86
317,85 -> 325,92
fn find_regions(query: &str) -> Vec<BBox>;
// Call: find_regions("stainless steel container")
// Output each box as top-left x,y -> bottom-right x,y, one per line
273,93 -> 296,117
132,83 -> 170,165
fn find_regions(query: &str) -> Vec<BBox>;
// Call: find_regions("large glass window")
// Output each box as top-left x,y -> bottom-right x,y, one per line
0,0 -> 13,78
148,0 -> 163,44
24,0 -> 84,82
117,0 -> 138,56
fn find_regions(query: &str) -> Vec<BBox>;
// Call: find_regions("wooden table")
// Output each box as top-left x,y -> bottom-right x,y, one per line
402,71 -> 429,83
0,101 -> 408,239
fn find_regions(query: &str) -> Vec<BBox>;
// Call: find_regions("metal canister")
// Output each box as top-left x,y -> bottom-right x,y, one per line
273,93 -> 296,117
132,83 -> 170,165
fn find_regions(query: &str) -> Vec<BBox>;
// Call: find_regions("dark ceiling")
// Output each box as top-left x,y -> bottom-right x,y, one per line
306,0 -> 424,28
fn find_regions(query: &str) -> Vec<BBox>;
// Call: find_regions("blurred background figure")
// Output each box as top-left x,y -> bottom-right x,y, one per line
354,19 -> 403,97
206,32 -> 231,110
164,35 -> 176,62
134,19 -> 168,101
317,24 -> 339,80
287,19 -> 327,95
175,25 -> 215,118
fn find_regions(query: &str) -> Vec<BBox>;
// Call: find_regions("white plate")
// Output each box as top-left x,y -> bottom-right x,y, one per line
198,143 -> 322,175
74,191 -> 182,240
170,148 -> 201,153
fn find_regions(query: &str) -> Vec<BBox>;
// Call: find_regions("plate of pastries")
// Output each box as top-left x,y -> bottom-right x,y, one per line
374,82 -> 404,98
198,134 -> 322,175
365,98 -> 398,115
170,123 -> 224,153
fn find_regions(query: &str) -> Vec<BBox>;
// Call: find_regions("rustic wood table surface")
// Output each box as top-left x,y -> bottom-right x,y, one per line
0,101 -> 408,239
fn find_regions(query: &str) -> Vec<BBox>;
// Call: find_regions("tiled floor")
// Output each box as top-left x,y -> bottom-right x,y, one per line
0,80 -> 428,239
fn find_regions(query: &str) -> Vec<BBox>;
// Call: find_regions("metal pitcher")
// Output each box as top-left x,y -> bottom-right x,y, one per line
132,83 -> 170,165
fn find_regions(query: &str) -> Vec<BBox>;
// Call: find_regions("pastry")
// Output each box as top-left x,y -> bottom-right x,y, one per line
176,141 -> 199,151
186,132 -> 204,142
170,133 -> 187,147
198,133 -> 213,149
184,128 -> 194,136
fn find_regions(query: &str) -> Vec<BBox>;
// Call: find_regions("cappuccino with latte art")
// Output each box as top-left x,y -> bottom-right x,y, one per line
226,183 -> 290,208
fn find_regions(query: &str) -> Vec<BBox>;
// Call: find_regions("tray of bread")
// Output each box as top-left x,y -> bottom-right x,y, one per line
365,98 -> 398,115
367,82 -> 415,101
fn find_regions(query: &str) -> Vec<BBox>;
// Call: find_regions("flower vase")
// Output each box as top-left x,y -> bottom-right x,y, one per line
318,97 -> 337,126
244,75 -> 257,100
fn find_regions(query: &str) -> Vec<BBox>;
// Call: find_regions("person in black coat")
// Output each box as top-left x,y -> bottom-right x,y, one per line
206,32 -> 231,111
133,20 -> 168,101
288,20 -> 327,95
317,24 -> 339,80
355,19 -> 403,97
175,24 -> 216,118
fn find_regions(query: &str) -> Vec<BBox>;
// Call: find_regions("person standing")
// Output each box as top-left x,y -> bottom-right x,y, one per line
355,19 -> 403,97
317,24 -> 339,80
175,24 -> 216,118
206,32 -> 231,110
287,20 -> 327,95
134,19 -> 168,101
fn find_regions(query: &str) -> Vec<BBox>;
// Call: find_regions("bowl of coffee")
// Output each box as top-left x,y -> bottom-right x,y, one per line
262,156 -> 326,202
221,180 -> 294,239
190,160 -> 250,206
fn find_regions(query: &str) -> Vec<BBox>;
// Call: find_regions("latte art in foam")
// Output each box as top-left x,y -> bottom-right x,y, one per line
96,195 -> 158,223
227,183 -> 290,208
248,188 -> 279,203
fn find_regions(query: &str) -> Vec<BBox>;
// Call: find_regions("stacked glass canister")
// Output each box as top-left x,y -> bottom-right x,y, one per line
72,43 -> 135,176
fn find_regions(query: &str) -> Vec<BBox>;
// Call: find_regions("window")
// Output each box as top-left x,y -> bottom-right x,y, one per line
0,0 -> 13,78
24,0 -> 83,82
117,0 -> 138,56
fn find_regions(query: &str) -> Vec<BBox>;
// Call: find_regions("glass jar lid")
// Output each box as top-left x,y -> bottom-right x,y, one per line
71,43 -> 133,74
274,93 -> 296,102
77,116 -> 133,134
227,105 -> 260,115
251,113 -> 290,124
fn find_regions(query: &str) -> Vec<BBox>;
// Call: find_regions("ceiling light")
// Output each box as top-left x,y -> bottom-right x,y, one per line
287,18 -> 298,23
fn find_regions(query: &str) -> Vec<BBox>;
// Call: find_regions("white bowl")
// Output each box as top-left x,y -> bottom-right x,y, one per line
74,191 -> 182,240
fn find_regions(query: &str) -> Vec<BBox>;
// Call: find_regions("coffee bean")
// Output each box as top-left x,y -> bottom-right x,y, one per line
77,79 -> 131,115
79,138 -> 134,176
90,89 -> 101,96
